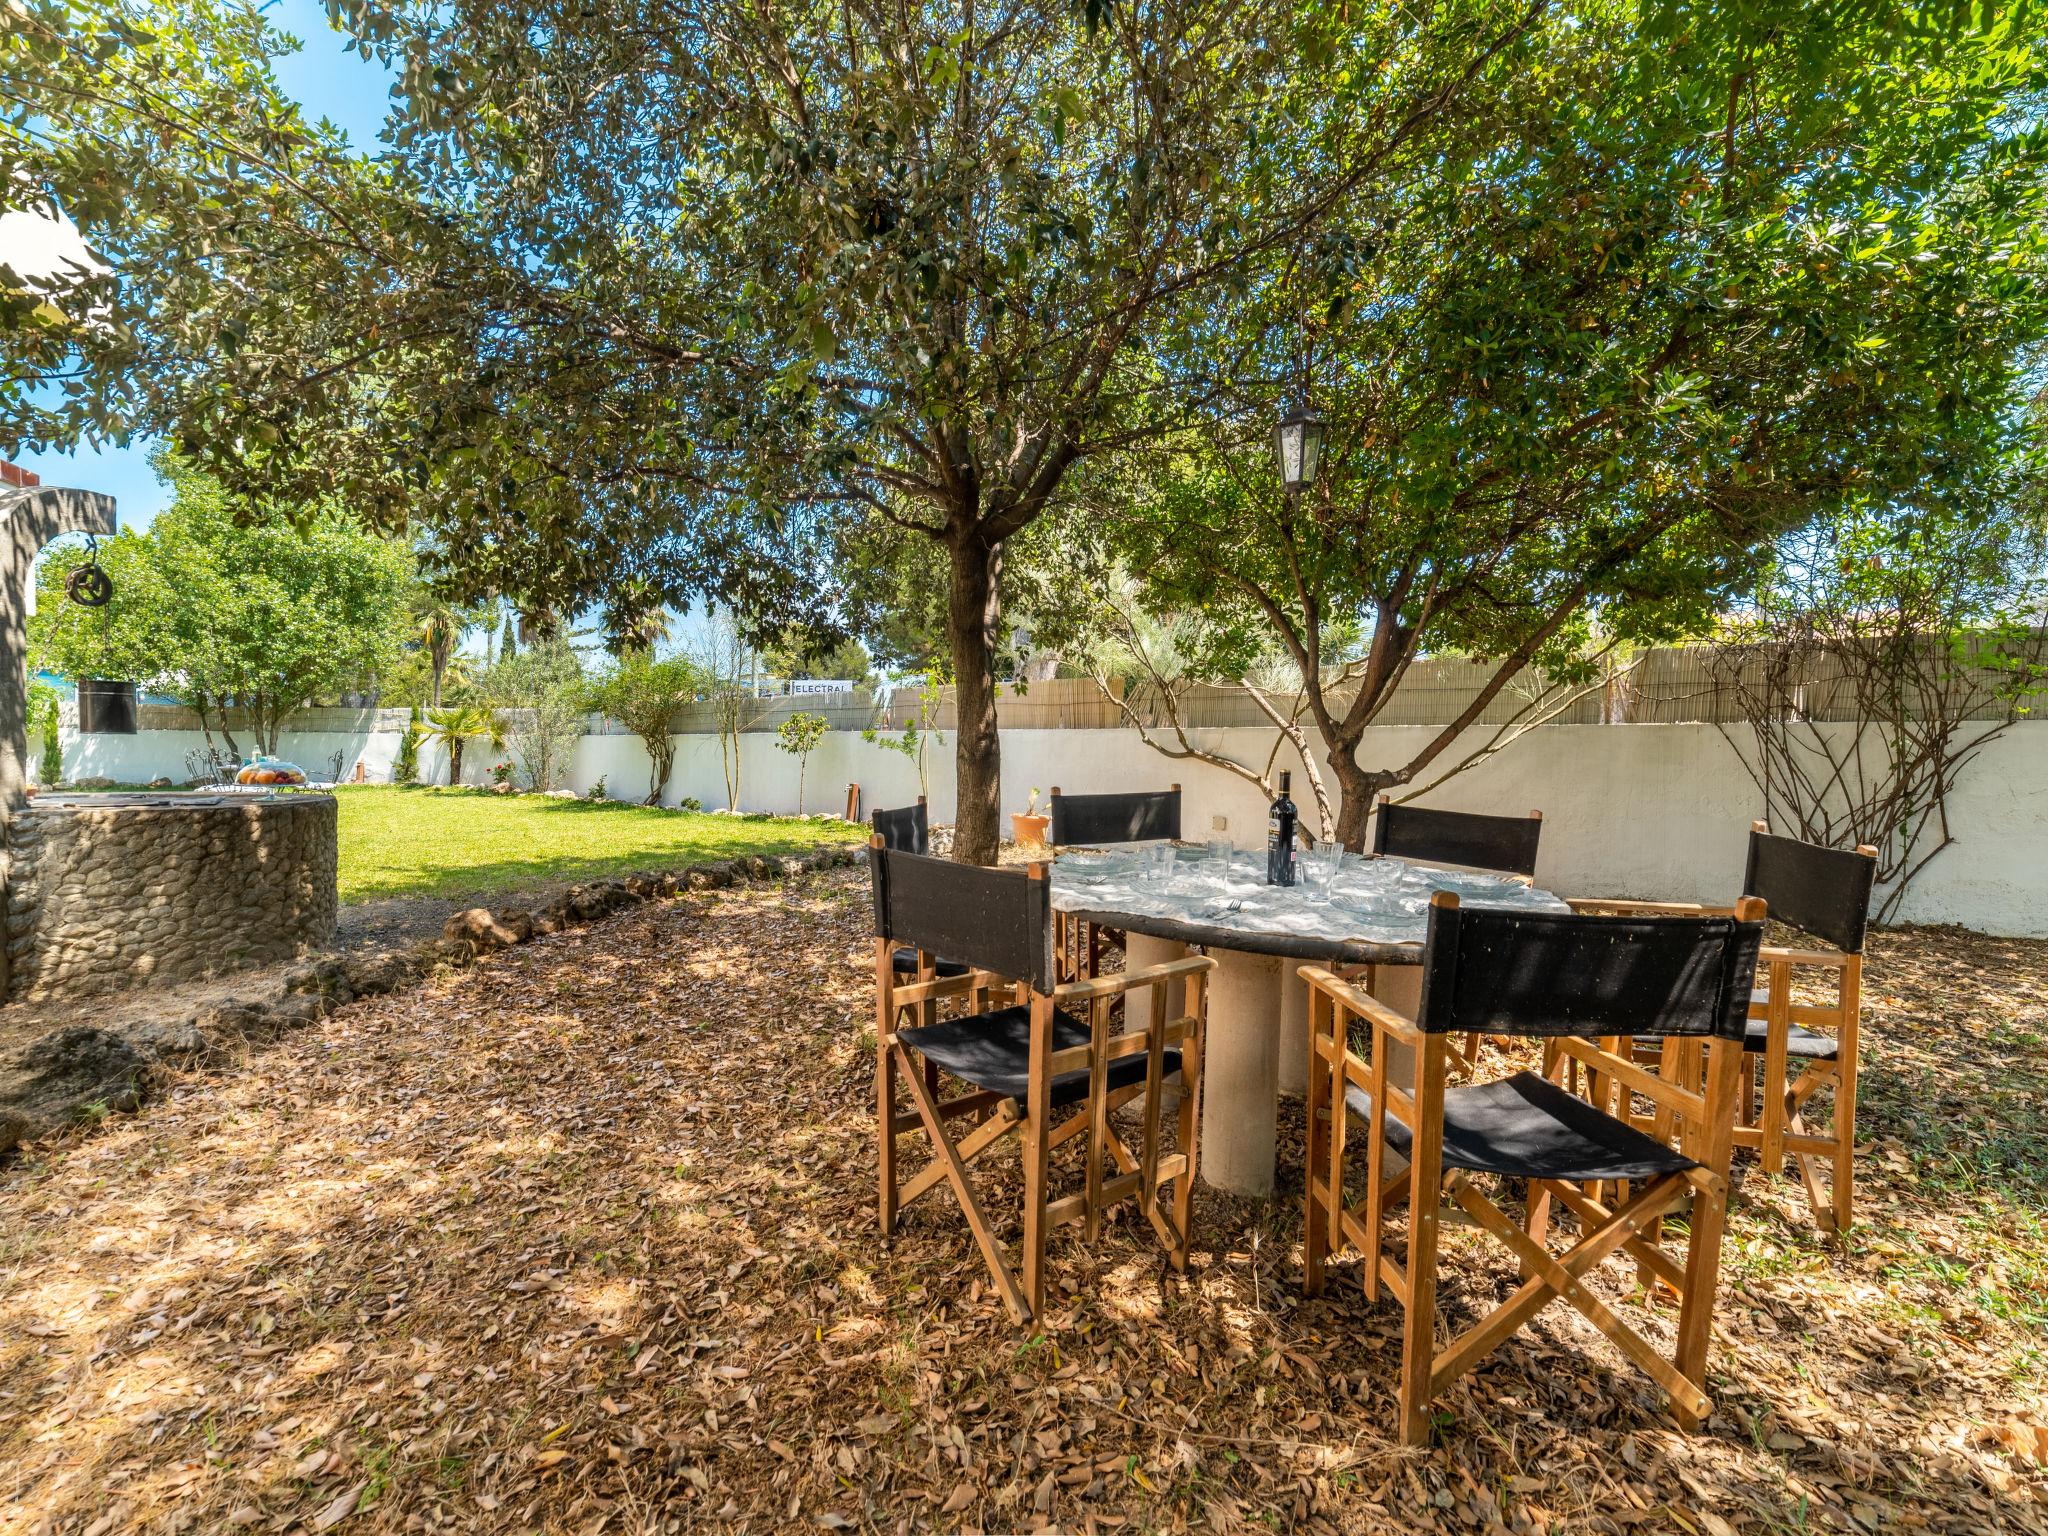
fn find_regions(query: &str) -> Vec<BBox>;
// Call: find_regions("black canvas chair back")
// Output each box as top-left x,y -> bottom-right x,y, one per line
1048,785 -> 1181,846
872,797 -> 930,855
1416,902 -> 1761,1042
870,845 -> 1054,993
1371,797 -> 1542,878
1743,827 -> 1875,954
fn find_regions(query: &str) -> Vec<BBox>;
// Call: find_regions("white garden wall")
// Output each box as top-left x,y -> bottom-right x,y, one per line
37,715 -> 2048,936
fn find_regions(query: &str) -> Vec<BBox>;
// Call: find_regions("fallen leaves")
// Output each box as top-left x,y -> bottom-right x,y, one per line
0,884 -> 2043,1534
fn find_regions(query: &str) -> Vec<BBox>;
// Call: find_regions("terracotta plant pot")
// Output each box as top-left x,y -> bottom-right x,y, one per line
1012,812 -> 1050,850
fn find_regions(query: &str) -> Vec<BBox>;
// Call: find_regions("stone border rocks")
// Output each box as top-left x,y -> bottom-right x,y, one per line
0,841 -> 868,1156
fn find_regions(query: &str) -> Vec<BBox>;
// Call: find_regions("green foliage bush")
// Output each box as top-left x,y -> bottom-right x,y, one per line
394,705 -> 423,785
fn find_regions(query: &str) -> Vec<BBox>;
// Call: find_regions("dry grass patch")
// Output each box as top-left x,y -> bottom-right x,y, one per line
1,876 -> 2044,1534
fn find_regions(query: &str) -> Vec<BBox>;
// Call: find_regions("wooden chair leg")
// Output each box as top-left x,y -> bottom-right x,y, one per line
1672,1036 -> 1742,1429
1021,998 -> 1054,1322
1171,979 -> 1204,1273
1397,1041 -> 1447,1448
897,1044 -> 1029,1322
1832,965 -> 1860,1235
876,944 -> 899,1236
1304,1100 -> 1330,1295
1304,988 -> 1334,1295
1759,959 -> 1792,1174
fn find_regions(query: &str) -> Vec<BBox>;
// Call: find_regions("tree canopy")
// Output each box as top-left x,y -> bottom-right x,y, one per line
1053,0 -> 2048,844
27,457 -> 414,753
8,0 -> 2047,856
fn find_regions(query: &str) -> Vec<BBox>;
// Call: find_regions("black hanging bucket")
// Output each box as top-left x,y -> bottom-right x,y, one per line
77,678 -> 138,735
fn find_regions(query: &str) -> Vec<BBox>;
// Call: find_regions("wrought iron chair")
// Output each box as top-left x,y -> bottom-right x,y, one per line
1302,891 -> 1764,1444
872,837 -> 1213,1323
1568,821 -> 1876,1234
1046,784 -> 1182,980
1370,795 -> 1543,878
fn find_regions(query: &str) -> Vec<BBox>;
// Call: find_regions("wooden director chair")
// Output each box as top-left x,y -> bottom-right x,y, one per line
1569,821 -> 1875,1234
871,837 -> 1215,1323
1370,796 -> 1543,878
873,796 -> 969,985
1367,796 -> 1545,1072
1046,784 -> 1182,981
1303,891 -> 1765,1445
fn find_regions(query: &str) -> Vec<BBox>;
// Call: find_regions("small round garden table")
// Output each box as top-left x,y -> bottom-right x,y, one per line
1051,848 -> 1570,1197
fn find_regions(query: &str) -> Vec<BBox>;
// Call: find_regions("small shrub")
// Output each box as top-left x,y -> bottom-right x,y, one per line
34,690 -> 62,786
678,795 -> 704,813
394,705 -> 423,785
589,775 -> 609,802
490,759 -> 513,786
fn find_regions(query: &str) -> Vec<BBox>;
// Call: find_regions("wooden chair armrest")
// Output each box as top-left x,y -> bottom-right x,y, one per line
1053,954 -> 1216,1004
888,968 -> 1016,1006
1757,944 -> 1851,970
1298,965 -> 1422,1047
1564,897 -> 1737,916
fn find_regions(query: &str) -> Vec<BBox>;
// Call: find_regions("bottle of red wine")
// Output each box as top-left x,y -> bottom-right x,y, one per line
1266,771 -> 1297,886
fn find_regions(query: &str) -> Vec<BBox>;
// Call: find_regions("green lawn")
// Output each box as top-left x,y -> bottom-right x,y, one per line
333,785 -> 857,903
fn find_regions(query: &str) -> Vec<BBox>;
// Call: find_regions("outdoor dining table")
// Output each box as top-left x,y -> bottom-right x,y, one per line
1050,845 -> 1572,1196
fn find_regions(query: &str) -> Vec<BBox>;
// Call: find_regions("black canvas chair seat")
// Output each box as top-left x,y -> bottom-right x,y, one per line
1345,1070 -> 1699,1184
901,1005 -> 1183,1111
1742,1015 -> 1839,1060
892,946 -> 970,979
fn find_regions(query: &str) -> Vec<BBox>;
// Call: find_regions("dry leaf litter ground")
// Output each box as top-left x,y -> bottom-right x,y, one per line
2,869 -> 2044,1535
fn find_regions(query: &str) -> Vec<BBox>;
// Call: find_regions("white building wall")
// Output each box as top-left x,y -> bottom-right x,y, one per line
35,718 -> 2048,936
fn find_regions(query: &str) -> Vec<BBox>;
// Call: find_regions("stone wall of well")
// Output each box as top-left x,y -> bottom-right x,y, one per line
4,795 -> 338,1001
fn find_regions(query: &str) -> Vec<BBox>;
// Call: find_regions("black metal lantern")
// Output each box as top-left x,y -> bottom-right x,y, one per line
77,677 -> 138,735
1272,406 -> 1326,496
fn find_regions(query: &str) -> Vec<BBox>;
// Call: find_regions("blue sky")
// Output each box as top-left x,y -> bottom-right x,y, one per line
12,0 -> 397,528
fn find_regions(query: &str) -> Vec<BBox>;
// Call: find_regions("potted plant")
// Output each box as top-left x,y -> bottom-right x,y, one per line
1012,787 -> 1050,851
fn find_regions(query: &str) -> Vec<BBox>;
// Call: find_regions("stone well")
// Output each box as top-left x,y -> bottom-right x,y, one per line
4,792 -> 338,1002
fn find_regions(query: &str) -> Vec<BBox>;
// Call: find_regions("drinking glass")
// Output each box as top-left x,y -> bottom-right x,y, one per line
1205,839 -> 1233,881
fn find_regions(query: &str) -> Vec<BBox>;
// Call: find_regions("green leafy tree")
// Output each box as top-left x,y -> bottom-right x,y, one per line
11,0 -> 1548,863
481,641 -> 586,791
776,711 -> 829,816
762,634 -> 874,690
31,682 -> 62,787
28,457 -> 412,755
586,652 -> 705,804
1065,3 -> 2048,848
421,706 -> 499,786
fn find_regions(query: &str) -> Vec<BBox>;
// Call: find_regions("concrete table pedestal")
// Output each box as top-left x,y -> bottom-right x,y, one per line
1199,947 -> 1286,1196
1277,961 -> 1312,1099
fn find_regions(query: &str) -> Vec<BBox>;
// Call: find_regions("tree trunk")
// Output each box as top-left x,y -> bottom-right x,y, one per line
1328,751 -> 1397,853
450,737 -> 464,785
946,533 -> 1003,866
215,694 -> 242,760
645,736 -> 674,805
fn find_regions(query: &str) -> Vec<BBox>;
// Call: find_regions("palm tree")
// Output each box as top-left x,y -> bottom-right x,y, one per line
606,608 -> 674,657
422,706 -> 500,785
415,600 -> 464,708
